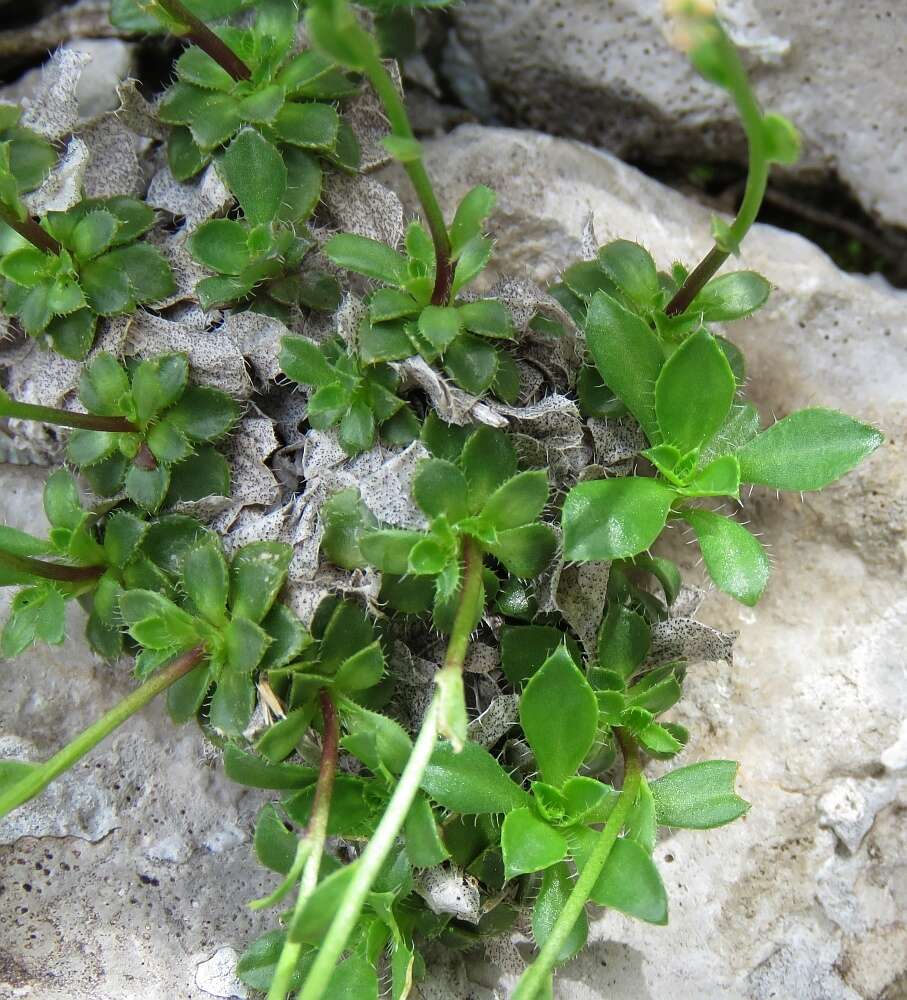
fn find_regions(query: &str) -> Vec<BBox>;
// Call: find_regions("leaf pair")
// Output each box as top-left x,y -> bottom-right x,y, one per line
280,334 -> 418,455
69,352 -> 237,511
0,196 -> 174,358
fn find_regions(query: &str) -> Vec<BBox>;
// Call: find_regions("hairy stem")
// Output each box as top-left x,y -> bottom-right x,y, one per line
0,547 -> 105,584
296,540 -> 485,1000
0,646 -> 206,820
665,27 -> 769,317
512,732 -> 642,1000
267,691 -> 339,1000
357,51 -> 453,305
151,0 -> 251,81
0,394 -> 137,433
0,205 -> 61,255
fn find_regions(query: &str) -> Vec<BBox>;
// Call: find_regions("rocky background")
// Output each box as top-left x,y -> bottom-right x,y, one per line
0,2 -> 905,999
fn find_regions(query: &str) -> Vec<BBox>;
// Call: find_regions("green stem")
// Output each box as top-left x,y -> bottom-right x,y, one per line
665,28 -> 769,317
0,547 -> 105,584
0,204 -> 61,255
512,732 -> 642,1000
0,393 -> 137,433
296,540 -> 485,1000
358,50 -> 453,305
267,690 -> 339,1000
151,0 -> 251,81
0,646 -> 206,820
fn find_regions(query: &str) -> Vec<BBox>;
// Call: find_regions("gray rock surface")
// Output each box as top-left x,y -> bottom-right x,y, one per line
1,124 -> 905,999
382,126 -> 907,998
450,0 -> 907,232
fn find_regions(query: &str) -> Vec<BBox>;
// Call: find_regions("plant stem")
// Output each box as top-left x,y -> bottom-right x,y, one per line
0,646 -> 206,820
358,50 -> 453,305
267,690 -> 339,1000
0,547 -> 105,584
0,394 -> 137,433
296,540 -> 485,999
511,732 -> 642,1000
665,28 -> 769,317
0,205 -> 61,255
152,0 -> 251,81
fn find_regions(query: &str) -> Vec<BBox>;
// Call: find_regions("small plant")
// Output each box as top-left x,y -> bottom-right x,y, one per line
280,334 -> 418,455
0,1 -> 887,998
0,351 -> 239,510
0,183 -> 175,358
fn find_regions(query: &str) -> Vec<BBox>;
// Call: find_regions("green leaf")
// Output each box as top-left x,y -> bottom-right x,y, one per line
108,243 -> 175,304
254,802 -> 298,875
585,290 -> 663,439
681,454 -> 740,498
480,470 -> 548,531
219,129 -> 287,225
359,529 -> 423,574
124,463 -> 170,511
280,335 -> 336,387
368,288 -> 420,324
690,271 -> 770,321
572,833 -> 668,924
46,309 -> 97,360
188,93 -> 243,150
66,429 -> 118,468
77,352 -> 128,416
188,218 -> 251,275
532,861 -> 588,964
334,639 -> 385,692
42,469 -> 83,531
500,625 -> 581,688
520,646 -> 598,788
132,353 -> 189,424
237,83 -> 285,124
223,745 -> 316,790
284,776 -> 375,838
326,954 -> 379,998
72,210 -> 119,260
229,541 -> 292,624
359,320 -> 414,365
421,740 -> 528,814
763,112 -> 801,165
413,458 -> 469,523
460,426 -> 517,511
80,254 -> 133,315
562,776 -> 618,825
254,707 -> 315,764
458,299 -> 513,339
164,386 -> 238,441
736,408 -> 884,492
418,305 -> 462,353
338,696 -> 413,775
562,477 -> 677,561
681,508 -> 769,606
166,447 -> 230,504
324,233 -> 406,284
487,524 -> 556,579
404,794 -> 449,868
443,333 -> 498,395
382,134 -> 422,162
166,664 -> 211,724
274,102 -> 340,150
319,600 -> 374,675
451,235 -> 492,294
501,806 -> 567,879
339,397 -> 376,455
0,246 -> 48,287
597,240 -> 659,309
596,604 -> 650,679
175,45 -> 235,91
167,127 -> 208,181
449,185 -> 495,258
146,420 -> 191,465
627,775 -> 657,854
209,668 -> 256,736
650,759 -> 749,829
655,329 -> 736,453
182,539 -> 229,625
236,931 -> 312,992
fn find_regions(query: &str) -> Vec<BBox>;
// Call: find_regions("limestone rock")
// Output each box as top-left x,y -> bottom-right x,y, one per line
380,125 -> 907,999
451,0 -> 907,231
